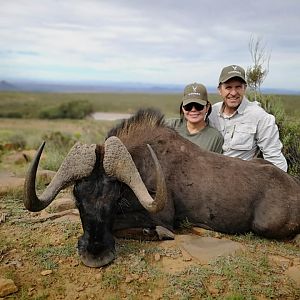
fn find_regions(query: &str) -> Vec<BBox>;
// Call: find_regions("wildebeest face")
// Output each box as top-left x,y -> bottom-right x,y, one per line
23,135 -> 167,268
74,170 -> 121,268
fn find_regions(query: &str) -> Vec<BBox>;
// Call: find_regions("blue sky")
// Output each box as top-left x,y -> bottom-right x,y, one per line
1,0 -> 300,91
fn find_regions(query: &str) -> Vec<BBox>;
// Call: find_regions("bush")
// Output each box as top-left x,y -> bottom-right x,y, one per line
0,111 -> 23,118
41,131 -> 78,171
9,134 -> 27,150
280,122 -> 300,177
39,100 -> 93,119
250,93 -> 300,177
42,131 -> 77,152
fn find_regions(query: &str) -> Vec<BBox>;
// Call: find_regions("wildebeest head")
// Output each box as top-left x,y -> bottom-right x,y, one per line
24,133 -> 167,267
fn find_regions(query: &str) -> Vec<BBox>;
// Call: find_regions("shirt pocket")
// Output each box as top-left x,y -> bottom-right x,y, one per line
230,123 -> 256,150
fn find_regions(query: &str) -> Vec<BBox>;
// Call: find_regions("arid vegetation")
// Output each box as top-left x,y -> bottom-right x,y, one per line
0,91 -> 300,299
1,91 -> 300,119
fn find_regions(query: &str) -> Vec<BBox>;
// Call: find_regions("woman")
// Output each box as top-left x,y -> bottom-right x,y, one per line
166,82 -> 223,153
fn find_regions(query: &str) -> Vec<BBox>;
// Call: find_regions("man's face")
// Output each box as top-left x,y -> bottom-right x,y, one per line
218,79 -> 246,110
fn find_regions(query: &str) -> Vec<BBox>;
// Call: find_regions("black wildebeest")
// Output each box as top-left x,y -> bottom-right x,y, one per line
24,108 -> 300,267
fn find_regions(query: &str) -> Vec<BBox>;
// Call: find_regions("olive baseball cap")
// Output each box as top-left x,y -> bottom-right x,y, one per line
219,65 -> 247,84
182,82 -> 208,106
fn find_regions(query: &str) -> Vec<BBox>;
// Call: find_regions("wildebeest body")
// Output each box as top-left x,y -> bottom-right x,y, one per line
24,108 -> 300,267
113,122 -> 298,237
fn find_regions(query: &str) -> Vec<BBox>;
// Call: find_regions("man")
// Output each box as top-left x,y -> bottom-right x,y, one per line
209,64 -> 288,172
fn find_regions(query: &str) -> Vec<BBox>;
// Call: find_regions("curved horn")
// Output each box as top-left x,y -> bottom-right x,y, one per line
24,141 -> 96,212
103,136 -> 167,213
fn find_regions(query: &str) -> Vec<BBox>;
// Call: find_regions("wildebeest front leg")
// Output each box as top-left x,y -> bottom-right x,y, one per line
292,234 -> 300,246
149,194 -> 175,240
112,210 -> 159,240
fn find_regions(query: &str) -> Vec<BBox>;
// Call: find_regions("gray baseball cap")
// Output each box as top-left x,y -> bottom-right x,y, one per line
219,65 -> 247,84
182,83 -> 208,106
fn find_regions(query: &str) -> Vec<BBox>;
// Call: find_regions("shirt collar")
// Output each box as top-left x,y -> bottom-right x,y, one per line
237,97 -> 248,114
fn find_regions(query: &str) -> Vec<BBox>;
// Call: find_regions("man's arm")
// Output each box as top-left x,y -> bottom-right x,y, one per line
256,113 -> 288,172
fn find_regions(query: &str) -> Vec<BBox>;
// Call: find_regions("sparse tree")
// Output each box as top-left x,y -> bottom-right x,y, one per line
246,35 -> 271,100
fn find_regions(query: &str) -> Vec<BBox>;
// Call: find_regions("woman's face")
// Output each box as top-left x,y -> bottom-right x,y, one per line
182,102 -> 208,124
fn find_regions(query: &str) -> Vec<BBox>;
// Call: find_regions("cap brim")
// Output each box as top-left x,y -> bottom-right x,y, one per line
182,97 -> 207,106
219,75 -> 247,84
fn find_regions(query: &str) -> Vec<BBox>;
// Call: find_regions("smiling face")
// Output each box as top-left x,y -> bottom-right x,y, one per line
218,78 -> 247,115
182,102 -> 209,125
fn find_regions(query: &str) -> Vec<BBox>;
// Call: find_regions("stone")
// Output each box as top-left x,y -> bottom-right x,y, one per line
178,235 -> 244,264
0,278 -> 18,297
6,152 -> 28,165
46,197 -> 76,213
155,226 -> 175,240
0,172 -> 24,195
40,270 -> 53,276
154,253 -> 161,261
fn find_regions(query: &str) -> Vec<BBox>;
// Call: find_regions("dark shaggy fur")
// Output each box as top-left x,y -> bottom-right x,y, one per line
106,108 -> 166,139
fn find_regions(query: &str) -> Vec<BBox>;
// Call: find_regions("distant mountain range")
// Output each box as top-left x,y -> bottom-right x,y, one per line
0,79 -> 299,95
0,80 -> 17,91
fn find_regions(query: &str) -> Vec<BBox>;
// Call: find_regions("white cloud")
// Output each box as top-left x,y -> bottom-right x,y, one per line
0,0 -> 300,90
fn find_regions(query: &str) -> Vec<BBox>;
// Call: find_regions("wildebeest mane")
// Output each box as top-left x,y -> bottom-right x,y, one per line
106,108 -> 167,143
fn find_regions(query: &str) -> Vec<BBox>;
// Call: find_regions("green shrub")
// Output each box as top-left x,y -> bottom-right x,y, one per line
0,134 -> 26,152
42,131 -> 76,148
41,131 -> 78,170
281,122 -> 300,177
250,93 -> 300,177
8,134 -> 27,150
0,111 -> 23,118
39,100 -> 93,119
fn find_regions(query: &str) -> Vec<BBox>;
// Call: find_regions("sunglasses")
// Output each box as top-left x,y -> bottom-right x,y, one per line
183,102 -> 205,111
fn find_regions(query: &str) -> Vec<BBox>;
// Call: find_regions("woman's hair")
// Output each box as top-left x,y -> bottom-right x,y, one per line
179,103 -> 184,119
180,101 -> 212,121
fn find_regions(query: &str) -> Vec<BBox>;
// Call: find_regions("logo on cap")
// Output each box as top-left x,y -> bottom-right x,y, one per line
189,84 -> 201,96
219,65 -> 246,84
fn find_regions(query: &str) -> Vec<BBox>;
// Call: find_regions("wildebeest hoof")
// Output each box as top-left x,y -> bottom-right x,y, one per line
292,234 -> 300,247
155,226 -> 175,240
